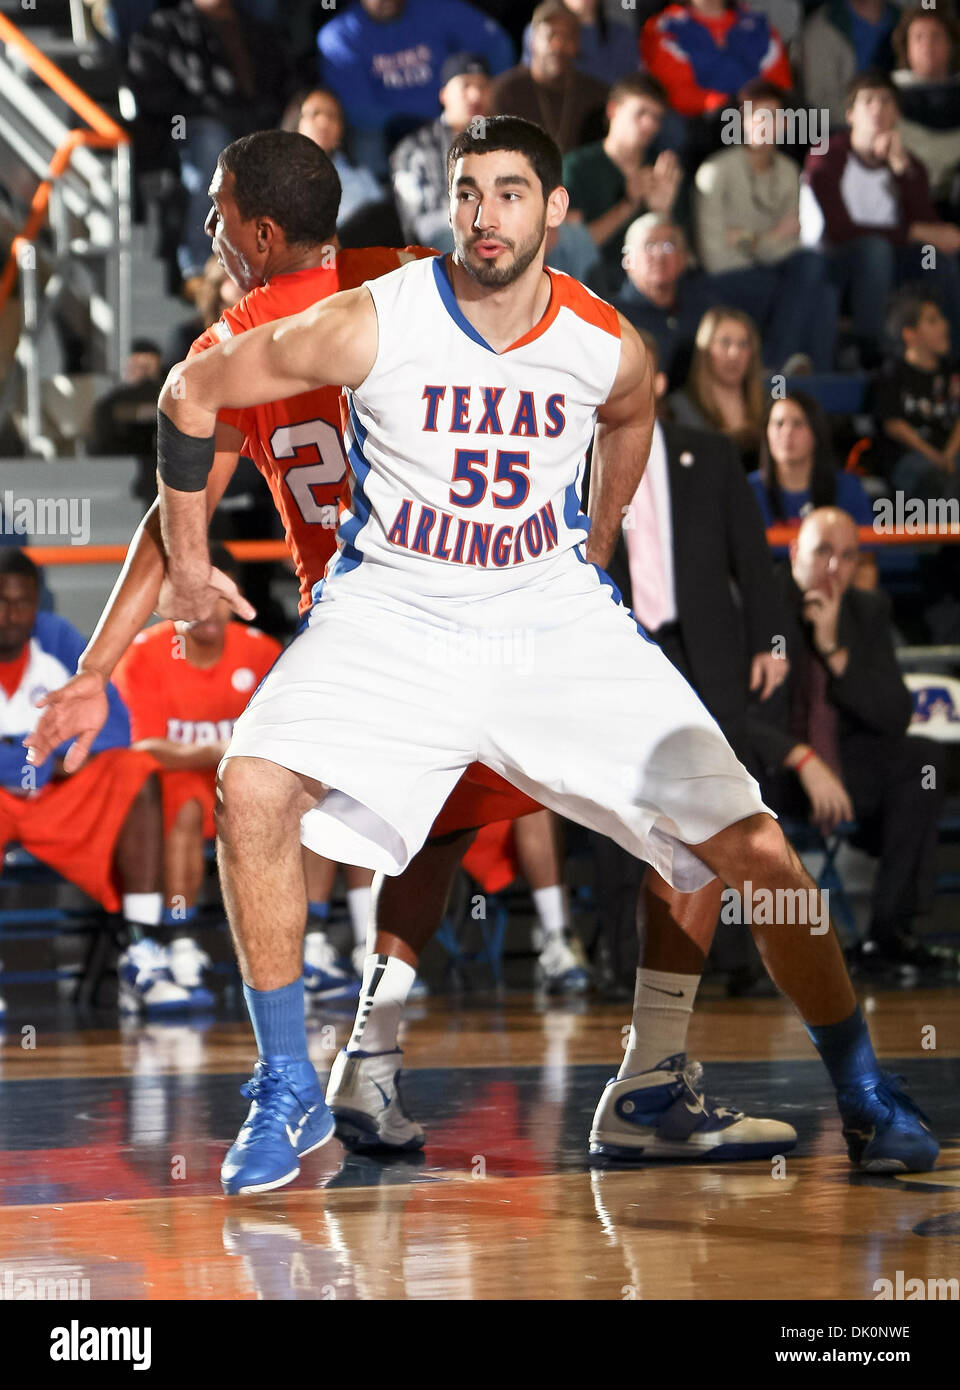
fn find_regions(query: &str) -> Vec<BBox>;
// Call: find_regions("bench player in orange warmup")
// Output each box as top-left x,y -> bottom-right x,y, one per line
113,544 -> 282,1006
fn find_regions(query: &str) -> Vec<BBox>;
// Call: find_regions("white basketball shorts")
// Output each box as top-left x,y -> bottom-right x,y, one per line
221,553 -> 773,891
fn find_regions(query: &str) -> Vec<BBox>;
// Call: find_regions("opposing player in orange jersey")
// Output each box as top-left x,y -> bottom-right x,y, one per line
28,131 -> 794,1177
113,544 -> 282,1003
27,130 -> 562,999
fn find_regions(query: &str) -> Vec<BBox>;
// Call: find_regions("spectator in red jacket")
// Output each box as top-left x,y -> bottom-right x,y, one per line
641,0 -> 792,119
800,69 -> 960,364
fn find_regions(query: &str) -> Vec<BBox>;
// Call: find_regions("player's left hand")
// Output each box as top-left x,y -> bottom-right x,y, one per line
749,651 -> 789,700
155,563 -> 256,624
24,668 -> 110,773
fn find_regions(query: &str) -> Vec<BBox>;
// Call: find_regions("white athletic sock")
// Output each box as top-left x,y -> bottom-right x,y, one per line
618,968 -> 700,1080
123,892 -> 163,929
532,884 -> 567,941
347,953 -> 415,1055
346,886 -> 373,949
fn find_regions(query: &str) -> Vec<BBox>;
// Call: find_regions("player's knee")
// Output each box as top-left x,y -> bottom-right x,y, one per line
215,757 -> 300,845
735,813 -> 791,877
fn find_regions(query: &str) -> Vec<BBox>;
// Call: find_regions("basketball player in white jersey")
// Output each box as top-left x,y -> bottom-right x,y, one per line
153,117 -> 937,1195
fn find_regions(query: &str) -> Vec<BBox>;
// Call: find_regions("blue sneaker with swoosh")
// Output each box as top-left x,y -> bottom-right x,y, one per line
325,1048 -> 425,1152
838,1072 -> 939,1173
221,1058 -> 335,1195
589,1053 -> 797,1161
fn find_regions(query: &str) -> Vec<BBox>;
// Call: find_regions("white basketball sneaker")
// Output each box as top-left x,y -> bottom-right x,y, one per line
168,937 -> 215,1009
589,1053 -> 797,1161
118,938 -> 194,1016
538,934 -> 590,995
326,1048 -> 425,1152
304,931 -> 360,1003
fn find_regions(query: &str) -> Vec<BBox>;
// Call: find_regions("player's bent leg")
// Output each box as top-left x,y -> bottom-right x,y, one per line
298,850 -> 359,1003
215,756 -> 335,1195
514,810 -> 589,995
327,828 -> 476,1154
161,798 -> 215,1010
590,870 -> 797,1163
114,773 -> 195,1017
692,814 -> 938,1173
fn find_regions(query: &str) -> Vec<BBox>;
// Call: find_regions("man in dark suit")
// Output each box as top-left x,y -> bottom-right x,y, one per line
751,507 -> 947,975
590,335 -> 790,1002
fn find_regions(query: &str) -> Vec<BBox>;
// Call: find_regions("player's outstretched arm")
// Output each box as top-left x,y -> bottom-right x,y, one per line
157,287 -> 378,617
585,316 -> 656,571
25,425 -> 247,771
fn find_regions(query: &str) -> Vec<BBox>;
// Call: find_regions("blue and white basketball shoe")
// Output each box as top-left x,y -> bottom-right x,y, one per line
118,938 -> 193,1016
589,1053 -> 797,1160
538,935 -> 590,996
326,1048 -> 425,1152
168,937 -> 215,1010
304,932 -> 361,1003
221,1058 -> 335,1195
838,1073 -> 939,1172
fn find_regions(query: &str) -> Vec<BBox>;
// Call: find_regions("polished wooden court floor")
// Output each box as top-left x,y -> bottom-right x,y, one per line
0,986 -> 958,1301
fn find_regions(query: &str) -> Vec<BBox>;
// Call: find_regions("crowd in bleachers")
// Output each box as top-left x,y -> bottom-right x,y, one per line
0,0 -> 959,1018
56,2 -> 960,537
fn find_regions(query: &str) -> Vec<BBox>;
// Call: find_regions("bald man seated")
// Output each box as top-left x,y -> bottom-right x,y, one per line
750,508 -> 948,977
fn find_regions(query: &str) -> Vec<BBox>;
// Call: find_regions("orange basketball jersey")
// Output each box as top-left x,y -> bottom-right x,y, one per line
114,620 -> 282,745
189,247 -> 434,613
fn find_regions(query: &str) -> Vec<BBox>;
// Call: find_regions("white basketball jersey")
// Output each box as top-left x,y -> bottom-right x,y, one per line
325,254 -> 622,595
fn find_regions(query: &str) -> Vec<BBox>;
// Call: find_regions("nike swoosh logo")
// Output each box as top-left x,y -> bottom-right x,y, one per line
371,1080 -> 391,1110
643,985 -> 684,998
285,1107 -> 314,1146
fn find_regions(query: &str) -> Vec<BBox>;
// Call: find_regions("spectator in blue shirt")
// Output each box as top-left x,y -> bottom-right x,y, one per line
317,0 -> 514,175
521,0 -> 639,86
749,392 -> 878,583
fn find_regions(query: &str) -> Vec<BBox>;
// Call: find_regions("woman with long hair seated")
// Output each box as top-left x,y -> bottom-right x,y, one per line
669,306 -> 766,471
750,392 -> 877,583
282,88 -> 383,229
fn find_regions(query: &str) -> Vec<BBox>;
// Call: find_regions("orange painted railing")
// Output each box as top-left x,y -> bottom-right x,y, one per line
21,527 -> 960,567
0,13 -> 130,319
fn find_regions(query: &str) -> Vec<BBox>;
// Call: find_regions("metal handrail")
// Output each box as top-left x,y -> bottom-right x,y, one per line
0,13 -> 129,321
0,13 -> 132,454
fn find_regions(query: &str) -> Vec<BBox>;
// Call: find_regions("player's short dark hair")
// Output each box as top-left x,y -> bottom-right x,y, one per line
886,282 -> 943,347
218,130 -> 341,247
844,68 -> 901,112
609,73 -> 668,110
446,115 -> 563,201
0,547 -> 40,589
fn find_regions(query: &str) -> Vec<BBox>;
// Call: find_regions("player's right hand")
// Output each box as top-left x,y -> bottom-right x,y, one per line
24,669 -> 110,773
155,563 -> 256,623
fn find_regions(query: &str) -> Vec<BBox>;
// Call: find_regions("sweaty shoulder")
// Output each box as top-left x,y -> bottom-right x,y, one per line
337,244 -> 437,291
550,272 -> 621,340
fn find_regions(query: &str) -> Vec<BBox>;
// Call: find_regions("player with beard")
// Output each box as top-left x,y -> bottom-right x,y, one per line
155,117 -> 938,1192
30,123 -> 936,1194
